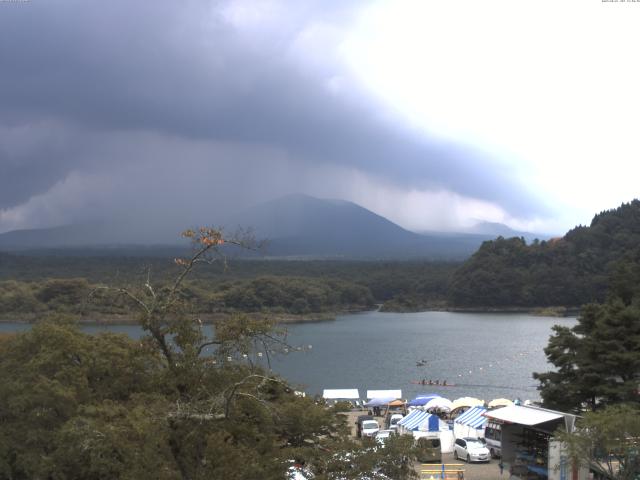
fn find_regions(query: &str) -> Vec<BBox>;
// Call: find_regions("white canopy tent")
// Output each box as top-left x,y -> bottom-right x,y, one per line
424,397 -> 453,411
488,398 -> 514,409
451,397 -> 484,410
366,389 -> 402,399
364,396 -> 396,407
322,389 -> 360,400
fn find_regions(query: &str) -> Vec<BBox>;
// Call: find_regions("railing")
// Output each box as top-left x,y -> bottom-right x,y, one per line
420,463 -> 465,479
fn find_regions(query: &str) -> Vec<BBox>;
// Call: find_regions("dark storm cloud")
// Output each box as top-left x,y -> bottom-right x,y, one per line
0,0 -> 545,217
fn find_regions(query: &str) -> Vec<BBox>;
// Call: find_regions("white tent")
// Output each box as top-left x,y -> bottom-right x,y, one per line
439,430 -> 455,453
424,397 -> 453,411
488,398 -> 513,409
322,389 -> 360,400
366,389 -> 401,399
364,396 -> 396,407
451,397 -> 484,410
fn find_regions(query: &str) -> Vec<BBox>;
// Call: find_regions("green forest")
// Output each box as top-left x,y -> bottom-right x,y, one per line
0,255 -> 455,320
0,276 -> 377,321
448,200 -> 640,308
2,200 -> 640,321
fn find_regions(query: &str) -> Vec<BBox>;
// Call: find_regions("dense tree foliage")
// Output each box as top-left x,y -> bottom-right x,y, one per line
0,229 -> 419,479
555,404 -> 640,480
0,256 -> 455,318
449,200 -> 640,307
534,249 -> 640,413
0,276 -> 374,320
534,297 -> 640,412
0,320 -> 356,479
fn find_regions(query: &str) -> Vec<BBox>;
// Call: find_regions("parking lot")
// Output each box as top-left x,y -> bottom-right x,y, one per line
344,411 -> 505,480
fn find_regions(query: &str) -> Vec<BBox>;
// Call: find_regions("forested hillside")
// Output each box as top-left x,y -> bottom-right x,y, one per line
0,256 -> 456,319
3,200 -> 639,315
448,200 -> 640,307
0,276 -> 375,320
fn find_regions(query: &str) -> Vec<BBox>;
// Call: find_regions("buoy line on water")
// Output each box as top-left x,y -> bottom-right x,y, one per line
452,382 -> 538,391
409,381 -> 537,391
415,347 -> 543,385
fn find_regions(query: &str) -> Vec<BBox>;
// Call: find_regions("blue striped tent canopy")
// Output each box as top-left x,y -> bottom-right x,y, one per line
397,410 -> 437,431
454,406 -> 487,429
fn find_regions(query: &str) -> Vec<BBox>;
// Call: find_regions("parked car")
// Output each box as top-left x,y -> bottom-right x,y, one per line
287,466 -> 314,480
286,460 -> 315,480
374,429 -> 395,446
355,415 -> 374,438
453,437 -> 490,463
385,413 -> 404,431
415,437 -> 442,463
361,420 -> 380,438
484,421 -> 502,458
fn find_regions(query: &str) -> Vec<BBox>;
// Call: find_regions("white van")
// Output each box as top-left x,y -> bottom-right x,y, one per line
361,420 -> 380,437
484,421 -> 502,458
386,413 -> 404,431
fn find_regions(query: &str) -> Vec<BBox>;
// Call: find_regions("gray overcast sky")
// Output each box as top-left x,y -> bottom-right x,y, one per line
1,0 -> 639,235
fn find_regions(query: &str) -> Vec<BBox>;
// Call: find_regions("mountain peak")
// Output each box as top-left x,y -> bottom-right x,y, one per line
0,195 -> 506,259
256,193 -> 352,209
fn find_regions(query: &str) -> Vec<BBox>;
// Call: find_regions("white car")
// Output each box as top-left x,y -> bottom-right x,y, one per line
387,413 -> 404,431
287,465 -> 314,480
453,437 -> 491,463
361,420 -> 380,437
374,429 -> 395,446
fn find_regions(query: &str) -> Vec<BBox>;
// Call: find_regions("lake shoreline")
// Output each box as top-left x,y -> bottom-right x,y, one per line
0,304 -> 579,325
435,306 -> 579,317
381,304 -> 580,317
0,310 -> 360,326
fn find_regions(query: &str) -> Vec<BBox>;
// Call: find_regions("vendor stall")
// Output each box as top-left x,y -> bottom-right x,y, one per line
484,405 -> 587,480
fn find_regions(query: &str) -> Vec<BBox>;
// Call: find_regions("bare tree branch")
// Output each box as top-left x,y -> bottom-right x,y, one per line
196,340 -> 222,357
145,266 -> 156,300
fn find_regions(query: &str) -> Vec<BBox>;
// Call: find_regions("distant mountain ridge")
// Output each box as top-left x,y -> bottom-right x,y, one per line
0,194 -> 540,259
418,221 -> 549,243
0,222 -> 185,250
465,221 -> 548,242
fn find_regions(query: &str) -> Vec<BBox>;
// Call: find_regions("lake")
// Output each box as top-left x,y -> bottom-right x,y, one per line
0,311 -> 576,402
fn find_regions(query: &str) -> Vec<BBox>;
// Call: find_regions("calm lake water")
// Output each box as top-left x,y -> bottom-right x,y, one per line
0,311 -> 576,402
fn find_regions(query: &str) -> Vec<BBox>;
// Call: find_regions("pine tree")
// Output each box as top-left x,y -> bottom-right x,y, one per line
535,297 -> 640,412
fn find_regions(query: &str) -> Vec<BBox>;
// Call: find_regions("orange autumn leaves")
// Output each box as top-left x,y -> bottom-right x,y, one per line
182,227 -> 225,245
175,227 -> 225,266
